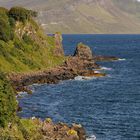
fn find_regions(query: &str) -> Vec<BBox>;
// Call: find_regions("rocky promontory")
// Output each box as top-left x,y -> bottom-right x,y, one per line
9,42 -> 118,93
8,36 -> 118,140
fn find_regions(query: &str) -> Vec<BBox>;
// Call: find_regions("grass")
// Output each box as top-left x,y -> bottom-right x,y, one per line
0,7 -> 65,139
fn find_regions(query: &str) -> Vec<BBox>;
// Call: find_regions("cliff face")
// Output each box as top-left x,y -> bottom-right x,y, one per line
1,0 -> 140,33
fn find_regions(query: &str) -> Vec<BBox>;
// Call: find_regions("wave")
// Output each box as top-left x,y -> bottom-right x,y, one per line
16,92 -> 28,98
74,76 -> 84,81
118,58 -> 126,61
87,135 -> 96,140
32,83 -> 40,86
101,67 -> 112,71
74,76 -> 96,81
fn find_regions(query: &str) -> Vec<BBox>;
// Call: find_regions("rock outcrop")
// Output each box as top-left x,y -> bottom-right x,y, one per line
74,43 -> 93,60
65,43 -> 99,71
9,43 -> 117,92
94,55 -> 119,61
54,32 -> 64,56
40,119 -> 86,140
9,43 -> 104,92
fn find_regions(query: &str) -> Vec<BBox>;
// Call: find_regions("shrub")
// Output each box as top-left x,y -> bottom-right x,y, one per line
22,33 -> 34,45
0,17 -> 13,41
0,8 -> 14,42
9,17 -> 16,28
9,7 -> 37,23
0,72 -> 17,127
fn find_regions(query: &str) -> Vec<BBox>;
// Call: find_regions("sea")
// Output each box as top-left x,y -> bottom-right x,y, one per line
18,34 -> 140,140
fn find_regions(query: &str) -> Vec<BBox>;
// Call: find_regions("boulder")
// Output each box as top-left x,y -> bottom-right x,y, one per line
74,43 -> 93,60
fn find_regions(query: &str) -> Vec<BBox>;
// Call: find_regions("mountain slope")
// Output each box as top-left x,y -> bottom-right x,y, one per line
0,0 -> 140,33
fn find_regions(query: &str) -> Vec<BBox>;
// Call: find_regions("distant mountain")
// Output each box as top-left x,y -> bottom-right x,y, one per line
0,0 -> 140,33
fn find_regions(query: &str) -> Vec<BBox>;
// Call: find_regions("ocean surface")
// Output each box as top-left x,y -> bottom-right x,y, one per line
18,34 -> 140,140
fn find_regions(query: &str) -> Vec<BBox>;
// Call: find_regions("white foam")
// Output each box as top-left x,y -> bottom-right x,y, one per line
87,135 -> 96,140
94,70 -> 100,74
74,76 -> 96,81
32,83 -> 40,86
101,67 -> 112,71
74,76 -> 84,81
83,76 -> 94,80
17,91 -> 28,95
16,92 -> 28,98
118,58 -> 126,61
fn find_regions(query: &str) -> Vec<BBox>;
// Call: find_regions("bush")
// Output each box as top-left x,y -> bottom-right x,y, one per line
0,72 -> 17,127
22,33 -> 34,45
9,7 -> 37,23
0,17 -> 13,41
9,17 -> 16,28
0,8 -> 14,42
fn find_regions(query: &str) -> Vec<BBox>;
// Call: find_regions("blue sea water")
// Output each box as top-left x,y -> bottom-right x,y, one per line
18,34 -> 140,140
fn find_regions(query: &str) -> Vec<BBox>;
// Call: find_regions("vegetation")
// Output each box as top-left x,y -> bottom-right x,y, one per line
0,6 -> 64,139
0,7 -> 64,73
0,72 -> 17,127
0,118 -> 44,139
9,7 -> 37,23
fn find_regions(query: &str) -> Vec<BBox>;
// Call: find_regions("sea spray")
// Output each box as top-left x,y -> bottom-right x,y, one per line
87,135 -> 96,140
101,67 -> 112,71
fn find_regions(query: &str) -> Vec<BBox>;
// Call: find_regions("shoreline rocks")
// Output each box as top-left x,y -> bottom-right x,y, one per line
9,43 -> 118,93
94,55 -> 119,61
10,42 -> 118,140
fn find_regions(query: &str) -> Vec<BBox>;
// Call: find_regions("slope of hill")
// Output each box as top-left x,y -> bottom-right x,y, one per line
0,0 -> 140,33
0,7 -> 64,73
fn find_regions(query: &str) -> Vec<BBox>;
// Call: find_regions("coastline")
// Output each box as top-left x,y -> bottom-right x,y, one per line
9,42 -> 118,140
9,43 -> 118,93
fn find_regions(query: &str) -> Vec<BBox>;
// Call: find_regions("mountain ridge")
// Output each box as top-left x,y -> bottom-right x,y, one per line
0,0 -> 140,33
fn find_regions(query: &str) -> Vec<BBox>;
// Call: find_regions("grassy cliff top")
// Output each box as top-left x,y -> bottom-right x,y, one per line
0,7 -> 64,73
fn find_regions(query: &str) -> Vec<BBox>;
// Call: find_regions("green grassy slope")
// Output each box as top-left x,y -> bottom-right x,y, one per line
0,7 -> 64,73
0,0 -> 140,33
0,7 -> 65,139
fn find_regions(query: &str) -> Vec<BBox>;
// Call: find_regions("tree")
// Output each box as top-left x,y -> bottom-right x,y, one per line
9,7 -> 38,23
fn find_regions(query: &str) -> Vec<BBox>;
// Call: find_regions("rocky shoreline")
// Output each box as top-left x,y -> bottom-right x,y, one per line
10,43 -> 118,140
9,43 -> 118,93
22,117 -> 87,140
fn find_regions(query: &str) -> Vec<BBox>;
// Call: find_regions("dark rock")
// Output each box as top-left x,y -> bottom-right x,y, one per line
39,119 -> 85,140
74,43 -> 93,60
94,55 -> 119,61
72,124 -> 86,140
17,105 -> 22,112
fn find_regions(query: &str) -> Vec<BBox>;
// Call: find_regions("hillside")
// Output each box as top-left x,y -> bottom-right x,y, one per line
0,0 -> 140,33
0,7 -> 64,73
0,7 -> 77,140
